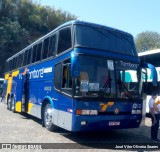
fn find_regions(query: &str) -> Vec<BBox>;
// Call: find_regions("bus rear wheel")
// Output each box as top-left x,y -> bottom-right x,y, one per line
7,97 -> 12,111
43,103 -> 57,131
11,97 -> 15,113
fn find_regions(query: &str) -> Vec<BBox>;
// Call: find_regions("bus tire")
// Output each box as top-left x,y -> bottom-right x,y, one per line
11,97 -> 15,113
7,97 -> 12,111
43,103 -> 57,131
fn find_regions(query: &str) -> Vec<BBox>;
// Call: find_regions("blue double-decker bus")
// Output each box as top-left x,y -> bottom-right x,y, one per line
3,20 -> 157,132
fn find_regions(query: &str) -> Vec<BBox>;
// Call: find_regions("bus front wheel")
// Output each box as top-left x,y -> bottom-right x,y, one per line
43,103 -> 57,131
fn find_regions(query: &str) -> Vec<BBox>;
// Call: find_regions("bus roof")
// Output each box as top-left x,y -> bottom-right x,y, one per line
7,20 -> 133,61
63,20 -> 132,36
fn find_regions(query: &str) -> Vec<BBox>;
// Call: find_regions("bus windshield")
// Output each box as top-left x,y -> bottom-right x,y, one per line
74,25 -> 137,56
74,55 -> 140,99
75,55 -> 116,98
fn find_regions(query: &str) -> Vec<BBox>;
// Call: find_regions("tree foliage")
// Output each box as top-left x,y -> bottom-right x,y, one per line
0,0 -> 77,77
135,31 -> 160,52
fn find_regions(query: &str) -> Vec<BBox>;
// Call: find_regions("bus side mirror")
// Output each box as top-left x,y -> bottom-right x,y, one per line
71,52 -> 80,78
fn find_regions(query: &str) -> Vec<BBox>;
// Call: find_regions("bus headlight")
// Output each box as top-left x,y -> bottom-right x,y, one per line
132,110 -> 142,114
89,110 -> 98,115
132,110 -> 136,114
132,103 -> 142,114
76,110 -> 98,115
137,110 -> 142,114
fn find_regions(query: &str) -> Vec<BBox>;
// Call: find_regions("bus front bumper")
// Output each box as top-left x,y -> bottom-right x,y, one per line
71,115 -> 142,132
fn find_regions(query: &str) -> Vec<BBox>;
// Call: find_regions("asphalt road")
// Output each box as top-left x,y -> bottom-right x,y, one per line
0,100 -> 160,152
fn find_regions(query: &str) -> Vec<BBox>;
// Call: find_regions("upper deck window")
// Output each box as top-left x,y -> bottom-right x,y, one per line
74,25 -> 137,56
57,27 -> 72,55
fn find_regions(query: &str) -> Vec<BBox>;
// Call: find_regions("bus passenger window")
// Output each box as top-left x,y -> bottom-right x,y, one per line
17,55 -> 21,68
13,57 -> 17,69
36,43 -> 42,61
21,53 -> 24,67
32,45 -> 37,63
55,59 -> 72,95
59,58 -> 72,95
62,65 -> 72,88
62,66 -> 67,88
42,37 -> 49,59
48,34 -> 57,57
12,58 -> 16,70
26,48 -> 32,65
8,60 -> 11,71
57,27 -> 71,55
54,63 -> 62,90
16,56 -> 19,68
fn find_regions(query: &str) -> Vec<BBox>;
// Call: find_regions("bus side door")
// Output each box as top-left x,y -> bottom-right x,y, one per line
22,73 -> 29,112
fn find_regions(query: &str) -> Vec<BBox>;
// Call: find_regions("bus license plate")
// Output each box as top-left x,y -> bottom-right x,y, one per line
109,121 -> 120,126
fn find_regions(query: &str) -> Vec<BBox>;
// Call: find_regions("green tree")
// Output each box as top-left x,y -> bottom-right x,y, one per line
0,18 -> 29,76
0,0 -> 77,77
135,31 -> 160,52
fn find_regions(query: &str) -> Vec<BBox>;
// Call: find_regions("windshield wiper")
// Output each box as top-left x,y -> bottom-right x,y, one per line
118,80 -> 133,100
98,72 -> 112,100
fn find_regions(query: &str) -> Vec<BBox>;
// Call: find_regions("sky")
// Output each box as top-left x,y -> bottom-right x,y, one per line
32,0 -> 160,37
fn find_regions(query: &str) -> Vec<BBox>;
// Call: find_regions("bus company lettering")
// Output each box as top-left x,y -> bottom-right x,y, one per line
29,68 -> 44,79
19,67 -> 52,79
120,61 -> 138,69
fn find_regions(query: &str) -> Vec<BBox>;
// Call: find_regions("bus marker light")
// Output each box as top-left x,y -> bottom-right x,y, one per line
67,109 -> 73,113
132,110 -> 136,114
76,110 -> 82,115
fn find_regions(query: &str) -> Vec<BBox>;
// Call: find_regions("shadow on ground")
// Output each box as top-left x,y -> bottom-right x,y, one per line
18,112 -> 160,151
